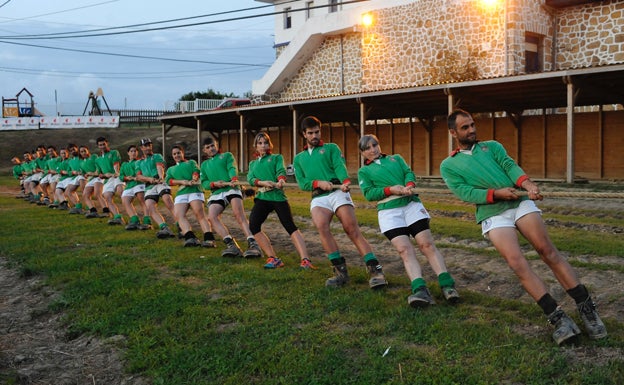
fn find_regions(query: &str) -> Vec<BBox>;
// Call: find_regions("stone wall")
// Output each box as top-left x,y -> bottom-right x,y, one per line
270,0 -> 623,102
277,34 -> 362,100
555,0 -> 624,69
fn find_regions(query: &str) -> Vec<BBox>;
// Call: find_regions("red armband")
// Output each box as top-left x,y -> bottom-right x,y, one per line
486,189 -> 496,203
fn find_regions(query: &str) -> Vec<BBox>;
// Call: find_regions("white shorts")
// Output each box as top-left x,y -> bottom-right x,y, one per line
145,183 -> 171,199
69,175 -> 85,186
56,178 -> 72,190
85,177 -> 103,188
25,172 -> 43,183
310,190 -> 354,212
175,192 -> 205,205
378,201 -> 430,233
103,177 -> 124,194
481,200 -> 542,237
40,173 -> 54,184
207,188 -> 242,208
121,184 -> 146,198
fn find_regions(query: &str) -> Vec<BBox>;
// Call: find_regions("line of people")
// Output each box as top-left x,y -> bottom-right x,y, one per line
10,110 -> 607,345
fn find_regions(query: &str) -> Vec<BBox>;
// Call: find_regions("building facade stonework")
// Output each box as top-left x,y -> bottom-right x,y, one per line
266,0 -> 623,103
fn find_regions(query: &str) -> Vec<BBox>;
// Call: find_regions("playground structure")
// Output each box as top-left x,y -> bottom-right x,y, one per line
83,88 -> 113,116
2,87 -> 38,118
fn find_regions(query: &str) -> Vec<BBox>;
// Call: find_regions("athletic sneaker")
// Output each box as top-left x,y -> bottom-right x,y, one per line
325,263 -> 349,287
547,307 -> 581,345
264,257 -> 285,269
577,297 -> 608,340
48,203 -> 59,209
125,222 -> 139,230
68,207 -> 83,214
108,217 -> 124,225
243,238 -> 263,258
408,287 -> 436,308
201,240 -> 217,248
156,226 -> 175,239
184,237 -> 201,247
367,264 -> 388,289
85,211 -> 100,219
441,286 -> 461,304
221,239 -> 243,258
299,258 -> 316,270
138,224 -> 152,230
58,201 -> 69,210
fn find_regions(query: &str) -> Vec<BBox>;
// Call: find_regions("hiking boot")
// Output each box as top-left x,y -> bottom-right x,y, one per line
108,217 -> 124,225
156,226 -> 175,239
85,210 -> 100,219
264,257 -> 285,269
243,238 -> 263,258
442,286 -> 461,304
577,297 -> 608,340
408,287 -> 436,308
325,263 -> 349,287
201,240 -> 217,248
299,258 -> 317,270
184,237 -> 201,247
367,264 -> 388,289
547,307 -> 581,345
221,239 -> 243,258
125,222 -> 139,230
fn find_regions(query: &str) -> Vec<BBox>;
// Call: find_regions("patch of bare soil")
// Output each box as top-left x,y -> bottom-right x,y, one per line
1,185 -> 623,383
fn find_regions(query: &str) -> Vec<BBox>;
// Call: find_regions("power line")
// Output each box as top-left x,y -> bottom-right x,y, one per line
0,0 -> 368,40
0,40 -> 271,67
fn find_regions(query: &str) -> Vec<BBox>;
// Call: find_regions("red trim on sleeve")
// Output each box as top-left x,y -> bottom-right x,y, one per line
168,180 -> 175,186
384,187 -> 392,196
515,175 -> 529,187
210,182 -> 215,189
312,180 -> 319,189
277,176 -> 287,182
406,182 -> 416,189
342,178 -> 351,185
254,180 -> 261,186
231,176 -> 239,182
486,189 -> 496,203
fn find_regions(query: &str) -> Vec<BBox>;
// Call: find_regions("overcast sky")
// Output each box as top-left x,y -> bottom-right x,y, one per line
0,0 -> 275,115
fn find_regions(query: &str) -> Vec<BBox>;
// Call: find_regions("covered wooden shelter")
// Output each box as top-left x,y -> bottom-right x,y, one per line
159,64 -> 624,182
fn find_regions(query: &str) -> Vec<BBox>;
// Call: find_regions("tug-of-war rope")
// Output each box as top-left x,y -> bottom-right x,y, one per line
238,182 -> 624,199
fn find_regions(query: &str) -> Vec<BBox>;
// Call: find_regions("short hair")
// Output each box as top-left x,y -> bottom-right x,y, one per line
96,136 -> 107,143
253,132 -> 273,149
127,144 -> 137,152
301,116 -> 322,133
447,109 -> 472,130
358,134 -> 380,152
202,136 -> 217,146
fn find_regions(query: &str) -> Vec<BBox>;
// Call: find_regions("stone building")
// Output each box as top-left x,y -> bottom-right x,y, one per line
253,0 -> 624,101
161,1 -> 624,181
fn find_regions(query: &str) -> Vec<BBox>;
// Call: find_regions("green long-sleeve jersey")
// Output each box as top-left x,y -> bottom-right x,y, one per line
357,154 -> 421,211
293,142 -> 350,197
95,150 -> 121,175
247,153 -> 288,202
440,140 -> 529,223
200,152 -> 239,194
166,160 -> 202,196
119,160 -> 140,189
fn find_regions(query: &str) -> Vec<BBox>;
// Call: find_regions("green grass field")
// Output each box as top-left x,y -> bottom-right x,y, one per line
1,176 -> 623,385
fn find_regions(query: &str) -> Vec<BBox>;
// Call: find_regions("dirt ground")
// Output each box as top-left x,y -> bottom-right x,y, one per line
1,186 -> 623,384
